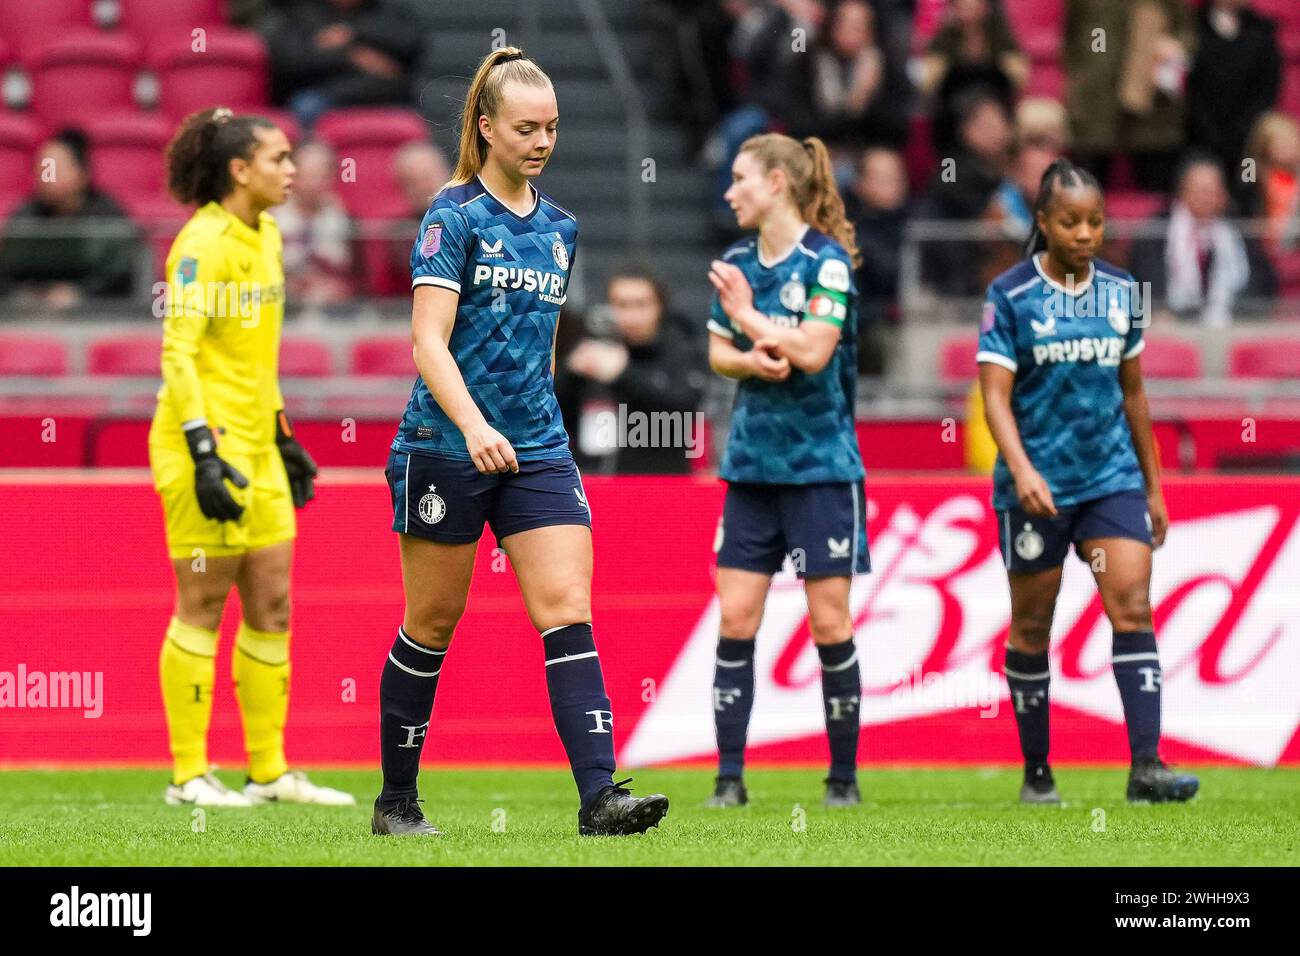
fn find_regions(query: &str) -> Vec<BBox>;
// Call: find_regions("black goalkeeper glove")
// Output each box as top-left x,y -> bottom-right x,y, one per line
275,410 -> 318,509
184,424 -> 248,522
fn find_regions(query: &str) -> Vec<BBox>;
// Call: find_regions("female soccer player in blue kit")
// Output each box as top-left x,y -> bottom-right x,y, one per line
978,159 -> 1199,804
706,133 -> 868,809
370,48 -> 668,837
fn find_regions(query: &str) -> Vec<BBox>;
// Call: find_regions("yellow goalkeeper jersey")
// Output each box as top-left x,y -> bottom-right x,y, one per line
151,201 -> 287,454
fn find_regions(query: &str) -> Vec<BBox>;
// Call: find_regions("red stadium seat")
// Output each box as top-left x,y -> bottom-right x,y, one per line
250,107 -> 302,146
27,31 -> 143,129
1003,0 -> 1062,62
940,333 -> 978,384
1138,336 -> 1201,379
903,113 -> 935,194
1271,250 -> 1300,297
1105,190 -> 1165,221
116,0 -> 227,44
148,28 -> 269,120
0,111 -> 39,209
1024,61 -> 1065,100
84,112 -> 172,206
0,0 -> 93,60
1281,64 -> 1300,120
314,108 -> 430,219
279,337 -> 334,378
87,333 -> 162,376
350,335 -> 414,376
0,333 -> 69,375
1228,338 -> 1300,379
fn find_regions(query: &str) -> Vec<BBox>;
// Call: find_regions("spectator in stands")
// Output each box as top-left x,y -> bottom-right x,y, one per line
395,140 -> 449,215
381,140 -> 449,296
788,0 -> 908,154
917,90 -> 1013,295
1187,0 -> 1281,203
844,147 -> 908,370
1014,97 -> 1071,153
273,139 -> 356,307
980,143 -> 1061,282
706,0 -> 826,233
920,0 -> 1027,155
0,129 -> 139,308
1129,155 -> 1275,326
991,144 -> 1059,242
1243,112 -> 1300,255
555,266 -> 707,475
1065,0 -> 1194,192
261,0 -> 421,127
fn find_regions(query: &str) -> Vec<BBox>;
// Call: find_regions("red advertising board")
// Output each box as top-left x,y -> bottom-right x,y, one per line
1,474 -> 1298,767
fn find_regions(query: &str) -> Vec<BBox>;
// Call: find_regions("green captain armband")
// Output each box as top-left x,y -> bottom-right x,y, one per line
802,286 -> 849,328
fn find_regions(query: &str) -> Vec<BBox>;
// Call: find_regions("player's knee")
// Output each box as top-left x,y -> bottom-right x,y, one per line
180,591 -> 227,630
1009,617 -> 1052,651
808,608 -> 852,646
404,607 -> 463,649
1109,589 -> 1152,632
529,582 -> 590,631
719,603 -> 762,639
249,590 -> 291,633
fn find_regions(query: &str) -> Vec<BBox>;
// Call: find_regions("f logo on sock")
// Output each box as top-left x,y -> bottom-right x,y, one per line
398,721 -> 429,748
1138,667 -> 1162,693
586,709 -> 613,734
826,695 -> 859,720
713,687 -> 742,711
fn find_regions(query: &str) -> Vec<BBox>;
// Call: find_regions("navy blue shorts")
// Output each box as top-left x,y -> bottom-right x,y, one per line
997,489 -> 1152,573
715,481 -> 870,577
387,448 -> 591,543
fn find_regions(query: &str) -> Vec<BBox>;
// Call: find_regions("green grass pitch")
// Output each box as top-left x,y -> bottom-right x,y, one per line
1,767 -> 1296,866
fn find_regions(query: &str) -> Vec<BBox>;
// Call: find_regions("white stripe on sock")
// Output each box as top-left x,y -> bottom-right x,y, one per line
1003,667 -> 1050,681
387,651 -> 440,678
715,657 -> 749,668
540,623 -> 590,638
398,628 -> 446,656
1110,652 -> 1160,664
821,649 -> 858,673
544,650 -> 599,667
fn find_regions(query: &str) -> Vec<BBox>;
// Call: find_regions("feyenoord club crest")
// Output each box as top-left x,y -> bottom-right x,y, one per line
1014,522 -> 1045,560
552,237 -> 569,270
779,278 -> 806,313
1107,300 -> 1130,335
418,484 -> 446,524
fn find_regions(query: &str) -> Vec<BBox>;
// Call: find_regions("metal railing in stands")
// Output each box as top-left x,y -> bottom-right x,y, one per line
574,0 -> 651,257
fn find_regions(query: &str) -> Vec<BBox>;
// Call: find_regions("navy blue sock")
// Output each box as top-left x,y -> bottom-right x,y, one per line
713,636 -> 755,778
1111,630 -> 1162,762
1003,646 -> 1050,769
379,627 -> 446,805
818,640 -> 861,782
542,623 -> 616,807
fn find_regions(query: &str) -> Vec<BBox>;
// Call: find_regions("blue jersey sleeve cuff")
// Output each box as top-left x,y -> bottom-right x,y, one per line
707,319 -> 734,339
1123,338 -> 1146,360
976,350 -> 1017,372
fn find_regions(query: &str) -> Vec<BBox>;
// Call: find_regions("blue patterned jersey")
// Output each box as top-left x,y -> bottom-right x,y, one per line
977,255 -> 1147,510
392,176 -> 577,460
708,228 -> 865,485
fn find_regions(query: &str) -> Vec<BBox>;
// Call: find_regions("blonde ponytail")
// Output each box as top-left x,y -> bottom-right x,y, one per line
446,47 -> 552,188
737,133 -> 861,267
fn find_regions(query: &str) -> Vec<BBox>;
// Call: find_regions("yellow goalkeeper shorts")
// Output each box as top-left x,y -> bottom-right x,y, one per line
149,438 -> 297,560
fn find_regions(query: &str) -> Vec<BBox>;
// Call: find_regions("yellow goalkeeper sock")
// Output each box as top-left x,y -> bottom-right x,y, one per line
159,617 -> 218,785
233,621 -> 290,785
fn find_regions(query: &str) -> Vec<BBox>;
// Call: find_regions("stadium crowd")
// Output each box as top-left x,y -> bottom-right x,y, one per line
0,0 -> 1299,476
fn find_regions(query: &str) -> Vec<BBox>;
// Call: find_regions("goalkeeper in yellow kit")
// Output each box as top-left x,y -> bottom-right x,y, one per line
150,106 -> 352,807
